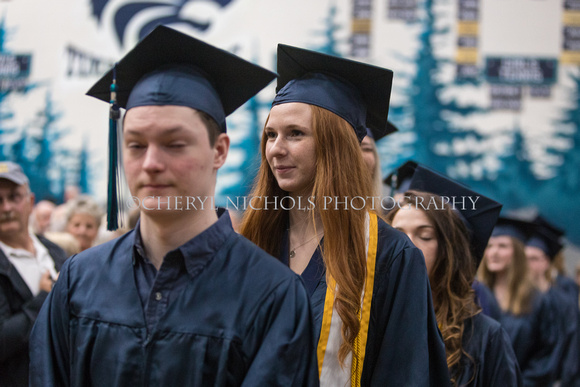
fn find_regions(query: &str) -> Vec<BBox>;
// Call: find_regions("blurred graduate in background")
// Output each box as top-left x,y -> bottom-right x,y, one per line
385,161 -> 502,321
525,215 -> 580,386
386,164 -> 521,386
479,217 -> 562,386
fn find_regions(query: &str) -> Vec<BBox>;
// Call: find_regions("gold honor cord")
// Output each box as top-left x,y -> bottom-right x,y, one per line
317,212 -> 379,386
317,276 -> 336,376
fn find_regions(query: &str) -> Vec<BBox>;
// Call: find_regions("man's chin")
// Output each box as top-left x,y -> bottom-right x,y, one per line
0,223 -> 22,235
141,207 -> 186,215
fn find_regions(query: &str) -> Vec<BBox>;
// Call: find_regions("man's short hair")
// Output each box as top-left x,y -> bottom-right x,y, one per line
197,110 -> 221,146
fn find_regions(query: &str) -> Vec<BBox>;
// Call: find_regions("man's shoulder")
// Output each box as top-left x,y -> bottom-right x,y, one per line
223,233 -> 300,283
67,230 -> 135,269
36,234 -> 67,265
218,234 -> 307,312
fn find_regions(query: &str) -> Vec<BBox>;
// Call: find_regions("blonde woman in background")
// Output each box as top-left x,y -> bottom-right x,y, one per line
64,195 -> 103,252
480,217 -> 562,386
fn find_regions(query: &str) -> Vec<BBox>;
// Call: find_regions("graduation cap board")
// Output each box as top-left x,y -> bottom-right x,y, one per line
491,217 -> 536,244
86,25 -> 277,230
406,164 -> 503,265
365,121 -> 398,142
272,44 -> 394,142
526,215 -> 564,259
383,160 -> 418,195
87,25 -> 277,132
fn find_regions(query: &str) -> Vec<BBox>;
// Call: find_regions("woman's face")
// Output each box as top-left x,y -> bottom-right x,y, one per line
66,212 -> 99,251
264,103 -> 317,197
484,236 -> 513,274
391,207 -> 438,276
360,136 -> 376,179
525,245 -> 551,280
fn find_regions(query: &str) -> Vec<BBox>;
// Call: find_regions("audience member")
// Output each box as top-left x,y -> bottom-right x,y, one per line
0,161 -> 66,387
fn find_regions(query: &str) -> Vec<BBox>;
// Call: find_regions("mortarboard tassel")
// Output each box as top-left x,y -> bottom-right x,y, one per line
107,64 -> 121,231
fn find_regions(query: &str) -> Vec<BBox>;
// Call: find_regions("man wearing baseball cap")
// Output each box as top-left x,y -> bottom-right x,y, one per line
0,161 -> 67,387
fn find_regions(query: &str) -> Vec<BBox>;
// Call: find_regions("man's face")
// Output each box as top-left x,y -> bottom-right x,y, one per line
0,179 -> 34,238
123,105 -> 228,216
34,201 -> 55,234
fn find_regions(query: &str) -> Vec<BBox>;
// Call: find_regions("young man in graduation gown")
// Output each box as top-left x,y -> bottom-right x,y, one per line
30,26 -> 318,387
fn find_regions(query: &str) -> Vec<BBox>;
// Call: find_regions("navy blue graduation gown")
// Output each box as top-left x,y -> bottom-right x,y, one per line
545,285 -> 580,386
454,313 -> 522,386
472,280 -> 501,321
553,274 -> 580,386
500,291 -> 561,387
282,216 -> 450,386
30,213 -> 318,386
554,274 -> 580,306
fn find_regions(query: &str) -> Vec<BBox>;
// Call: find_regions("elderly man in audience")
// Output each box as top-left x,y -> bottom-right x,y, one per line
0,161 -> 66,387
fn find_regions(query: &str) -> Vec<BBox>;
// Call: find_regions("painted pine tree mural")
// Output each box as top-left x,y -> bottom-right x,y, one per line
381,0 -> 485,178
218,92 -> 270,204
25,91 -> 71,202
493,124 -> 535,208
556,71 -> 580,197
310,2 -> 342,56
535,70 -> 580,244
218,2 -> 346,205
217,44 -> 271,206
0,17 -> 21,160
77,136 -> 92,195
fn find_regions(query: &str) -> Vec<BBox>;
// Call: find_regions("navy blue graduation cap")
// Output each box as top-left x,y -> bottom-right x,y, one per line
383,160 -> 418,195
526,215 -> 564,259
406,164 -> 503,264
87,25 -> 277,132
366,121 -> 398,142
86,25 -> 277,230
491,216 -> 536,244
272,44 -> 394,142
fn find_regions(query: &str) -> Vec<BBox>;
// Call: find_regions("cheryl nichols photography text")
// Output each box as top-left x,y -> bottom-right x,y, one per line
127,195 -> 482,212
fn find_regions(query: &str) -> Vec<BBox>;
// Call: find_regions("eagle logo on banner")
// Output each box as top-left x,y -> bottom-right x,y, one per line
90,0 -> 235,47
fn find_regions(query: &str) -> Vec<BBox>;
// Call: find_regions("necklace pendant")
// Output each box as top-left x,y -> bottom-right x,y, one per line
289,250 -> 296,258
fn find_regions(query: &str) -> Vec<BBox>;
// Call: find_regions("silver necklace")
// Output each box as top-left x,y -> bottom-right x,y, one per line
289,232 -> 323,258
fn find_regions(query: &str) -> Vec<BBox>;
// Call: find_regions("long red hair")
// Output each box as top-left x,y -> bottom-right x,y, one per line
241,105 -> 373,365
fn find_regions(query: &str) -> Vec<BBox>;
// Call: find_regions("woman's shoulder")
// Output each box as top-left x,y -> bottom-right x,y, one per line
461,313 -> 521,386
376,215 -> 415,250
463,313 -> 512,357
467,313 -> 503,337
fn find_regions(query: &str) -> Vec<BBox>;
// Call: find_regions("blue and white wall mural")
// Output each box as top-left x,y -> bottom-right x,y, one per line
0,0 -> 579,263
